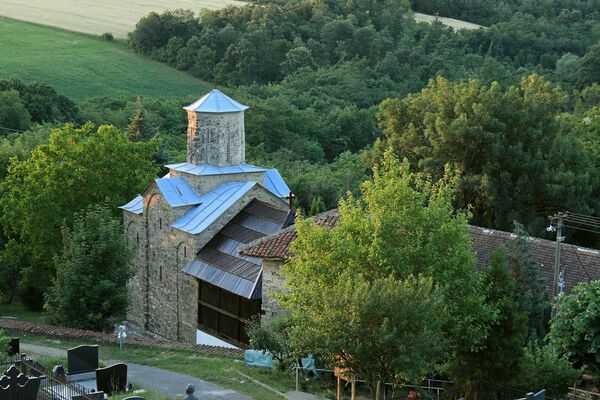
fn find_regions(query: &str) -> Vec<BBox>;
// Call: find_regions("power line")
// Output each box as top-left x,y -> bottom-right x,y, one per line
0,126 -> 26,133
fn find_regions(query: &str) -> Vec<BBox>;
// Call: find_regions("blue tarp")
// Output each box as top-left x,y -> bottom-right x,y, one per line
244,350 -> 275,368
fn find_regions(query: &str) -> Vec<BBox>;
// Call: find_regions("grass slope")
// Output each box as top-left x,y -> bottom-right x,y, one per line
0,17 -> 211,102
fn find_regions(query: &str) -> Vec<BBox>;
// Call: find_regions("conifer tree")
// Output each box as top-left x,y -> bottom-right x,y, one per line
508,223 -> 551,343
450,247 -> 528,391
127,96 -> 147,141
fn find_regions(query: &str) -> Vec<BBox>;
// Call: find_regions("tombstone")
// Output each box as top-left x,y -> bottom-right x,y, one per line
527,389 -> 546,400
0,365 -> 41,400
8,339 -> 19,357
73,392 -> 105,400
67,345 -> 99,375
96,364 -> 127,395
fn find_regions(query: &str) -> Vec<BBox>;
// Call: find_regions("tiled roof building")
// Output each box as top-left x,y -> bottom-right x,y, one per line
242,210 -> 600,317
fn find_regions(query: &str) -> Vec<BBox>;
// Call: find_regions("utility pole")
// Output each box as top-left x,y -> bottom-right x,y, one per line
551,213 -> 564,301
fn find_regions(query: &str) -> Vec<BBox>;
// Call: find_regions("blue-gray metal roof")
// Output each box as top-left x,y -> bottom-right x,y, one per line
155,177 -> 202,208
166,163 -> 266,176
181,199 -> 289,299
119,195 -> 143,215
264,169 -> 291,198
171,181 -> 257,235
183,89 -> 249,113
182,260 -> 262,299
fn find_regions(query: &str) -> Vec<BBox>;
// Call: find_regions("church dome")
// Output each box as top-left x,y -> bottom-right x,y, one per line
184,89 -> 249,113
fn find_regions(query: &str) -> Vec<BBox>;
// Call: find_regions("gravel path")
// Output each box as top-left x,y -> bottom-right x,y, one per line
21,343 -> 249,400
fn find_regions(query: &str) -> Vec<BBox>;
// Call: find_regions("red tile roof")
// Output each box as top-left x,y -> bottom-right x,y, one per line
241,210 -> 600,294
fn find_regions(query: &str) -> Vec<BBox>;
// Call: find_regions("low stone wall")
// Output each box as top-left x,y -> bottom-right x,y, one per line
0,319 -> 243,358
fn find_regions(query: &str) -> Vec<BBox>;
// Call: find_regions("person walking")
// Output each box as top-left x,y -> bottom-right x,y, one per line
184,384 -> 199,400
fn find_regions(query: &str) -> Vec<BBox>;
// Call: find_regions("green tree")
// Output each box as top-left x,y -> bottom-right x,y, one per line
246,314 -> 296,370
449,248 -> 528,391
308,196 -> 325,216
548,280 -> 600,373
577,43 -> 600,88
0,123 -> 158,309
126,96 -> 149,141
282,153 -> 490,398
513,343 -> 581,397
46,203 -> 132,330
0,90 -> 31,132
375,75 -> 595,235
508,223 -> 551,342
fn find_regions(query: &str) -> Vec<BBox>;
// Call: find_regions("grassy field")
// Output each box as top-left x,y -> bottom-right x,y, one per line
413,12 -> 483,30
0,17 -> 212,102
0,0 -> 244,38
0,300 -> 48,324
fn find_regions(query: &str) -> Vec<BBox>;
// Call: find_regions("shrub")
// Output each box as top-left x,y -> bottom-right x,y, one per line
512,343 -> 581,397
246,314 -> 296,370
100,32 -> 114,41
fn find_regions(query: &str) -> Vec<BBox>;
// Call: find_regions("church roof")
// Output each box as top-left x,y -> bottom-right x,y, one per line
183,89 -> 249,113
264,169 -> 291,197
155,176 -> 202,208
171,181 -> 257,235
119,194 -> 143,215
182,200 -> 289,299
166,163 -> 266,176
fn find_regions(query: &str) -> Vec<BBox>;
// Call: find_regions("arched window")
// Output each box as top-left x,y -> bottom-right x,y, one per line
159,218 -> 162,230
159,265 -> 163,281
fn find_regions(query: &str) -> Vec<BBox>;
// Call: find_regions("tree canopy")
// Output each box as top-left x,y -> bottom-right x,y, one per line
375,74 -> 596,236
549,280 -> 600,373
46,203 -> 132,330
0,123 -> 158,309
282,153 -> 491,396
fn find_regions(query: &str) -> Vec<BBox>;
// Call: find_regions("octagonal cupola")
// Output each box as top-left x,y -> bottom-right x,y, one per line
184,89 -> 249,166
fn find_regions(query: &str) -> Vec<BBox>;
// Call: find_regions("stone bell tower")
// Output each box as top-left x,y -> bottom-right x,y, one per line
184,89 -> 248,166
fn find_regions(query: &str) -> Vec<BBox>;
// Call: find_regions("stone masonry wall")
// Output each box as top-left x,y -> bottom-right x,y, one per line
187,111 -> 245,166
261,259 -> 287,320
170,170 -> 266,196
127,180 -> 289,343
124,212 -> 146,329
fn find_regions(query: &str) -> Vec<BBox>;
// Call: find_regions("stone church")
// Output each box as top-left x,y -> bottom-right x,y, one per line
120,89 -> 292,347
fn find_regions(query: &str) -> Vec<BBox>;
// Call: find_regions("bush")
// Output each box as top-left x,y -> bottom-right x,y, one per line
512,343 -> 581,397
0,329 -> 9,354
246,314 -> 296,370
100,32 -> 114,41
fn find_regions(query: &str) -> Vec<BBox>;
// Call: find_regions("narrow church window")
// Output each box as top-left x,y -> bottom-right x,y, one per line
184,246 -> 187,258
136,233 -> 139,245
226,134 -> 231,164
159,265 -> 163,281
159,218 -> 162,230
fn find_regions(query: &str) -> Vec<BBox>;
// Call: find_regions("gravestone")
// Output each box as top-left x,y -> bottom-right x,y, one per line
527,389 -> 546,400
73,392 -> 105,400
0,365 -> 41,400
8,339 -> 19,357
67,345 -> 99,375
96,364 -> 127,395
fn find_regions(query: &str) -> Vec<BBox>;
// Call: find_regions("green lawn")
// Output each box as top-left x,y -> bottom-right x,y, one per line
0,300 -> 47,324
0,17 -> 212,102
